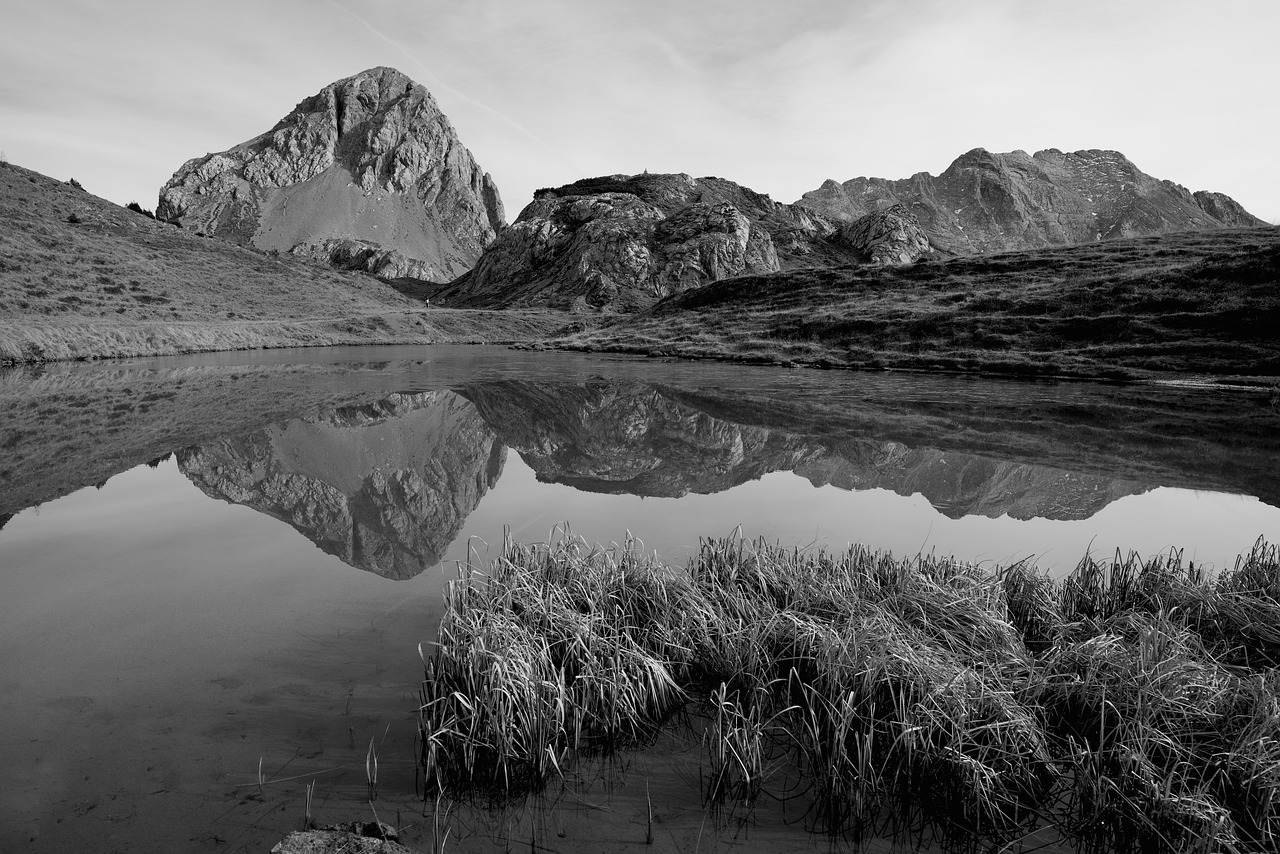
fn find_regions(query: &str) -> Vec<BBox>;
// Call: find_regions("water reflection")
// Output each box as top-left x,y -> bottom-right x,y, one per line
167,378 -> 1179,578
2,347 -> 1278,853
461,379 -> 1149,519
178,392 -> 504,579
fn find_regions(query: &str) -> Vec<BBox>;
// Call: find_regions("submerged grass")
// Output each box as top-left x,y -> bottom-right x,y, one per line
419,533 -> 1280,853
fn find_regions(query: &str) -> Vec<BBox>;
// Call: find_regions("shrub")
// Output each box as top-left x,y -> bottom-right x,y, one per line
66,213 -> 82,224
125,201 -> 155,218
67,177 -> 83,190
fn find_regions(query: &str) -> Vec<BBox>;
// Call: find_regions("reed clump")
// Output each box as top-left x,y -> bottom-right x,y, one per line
419,533 -> 1280,853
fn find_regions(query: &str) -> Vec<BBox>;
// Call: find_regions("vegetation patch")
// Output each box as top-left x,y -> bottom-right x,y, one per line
420,533 -> 1280,853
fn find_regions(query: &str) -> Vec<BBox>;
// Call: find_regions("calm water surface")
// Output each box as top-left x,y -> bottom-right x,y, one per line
2,345 -> 1277,852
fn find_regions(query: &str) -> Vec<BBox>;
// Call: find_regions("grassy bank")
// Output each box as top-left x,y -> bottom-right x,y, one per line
546,226 -> 1280,381
0,162 -> 566,364
0,309 -> 563,364
419,533 -> 1280,853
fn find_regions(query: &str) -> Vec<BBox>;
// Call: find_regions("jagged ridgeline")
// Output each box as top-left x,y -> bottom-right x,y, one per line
157,67 -> 504,282
798,147 -> 1264,255
438,149 -> 1262,313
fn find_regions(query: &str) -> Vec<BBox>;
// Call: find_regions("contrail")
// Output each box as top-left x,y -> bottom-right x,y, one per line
323,0 -> 548,148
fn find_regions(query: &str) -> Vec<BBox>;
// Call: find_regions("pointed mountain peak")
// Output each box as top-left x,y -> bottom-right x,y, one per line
158,68 -> 503,282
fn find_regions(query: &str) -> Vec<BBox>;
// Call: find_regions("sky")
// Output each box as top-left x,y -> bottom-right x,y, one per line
2,0 -> 1278,223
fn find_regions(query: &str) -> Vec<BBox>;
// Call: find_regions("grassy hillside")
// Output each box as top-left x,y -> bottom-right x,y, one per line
0,162 -> 563,364
548,226 -> 1280,380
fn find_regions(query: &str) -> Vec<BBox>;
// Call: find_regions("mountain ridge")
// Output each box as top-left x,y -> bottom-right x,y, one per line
798,147 -> 1264,255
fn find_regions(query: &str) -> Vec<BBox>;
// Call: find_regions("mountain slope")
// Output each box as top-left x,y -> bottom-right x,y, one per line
0,161 -> 559,365
548,225 -> 1280,379
158,67 -> 504,282
798,148 -> 1265,255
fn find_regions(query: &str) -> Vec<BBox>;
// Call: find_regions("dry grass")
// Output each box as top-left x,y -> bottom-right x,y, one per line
420,532 -> 1280,853
0,310 -> 563,364
0,162 -> 566,363
547,225 -> 1280,380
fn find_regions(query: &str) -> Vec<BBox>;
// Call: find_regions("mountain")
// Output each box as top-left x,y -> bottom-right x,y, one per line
177,392 -> 505,579
157,67 -> 504,282
797,148 -> 1265,255
435,173 -> 933,312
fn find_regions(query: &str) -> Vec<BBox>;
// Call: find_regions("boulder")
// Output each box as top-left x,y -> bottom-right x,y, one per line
438,172 -> 857,311
272,827 -> 413,854
837,204 -> 931,265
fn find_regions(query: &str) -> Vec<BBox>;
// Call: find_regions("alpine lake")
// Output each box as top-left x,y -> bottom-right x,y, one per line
2,344 -> 1277,853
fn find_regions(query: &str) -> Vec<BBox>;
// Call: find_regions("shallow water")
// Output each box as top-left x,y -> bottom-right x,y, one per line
1,345 -> 1277,852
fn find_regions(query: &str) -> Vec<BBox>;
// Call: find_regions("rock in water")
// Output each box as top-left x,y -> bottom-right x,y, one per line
157,67 -> 503,282
798,148 -> 1265,255
438,173 -> 876,311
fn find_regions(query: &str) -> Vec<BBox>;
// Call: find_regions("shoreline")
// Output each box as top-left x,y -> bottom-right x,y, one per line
4,317 -> 1278,391
0,309 -> 568,366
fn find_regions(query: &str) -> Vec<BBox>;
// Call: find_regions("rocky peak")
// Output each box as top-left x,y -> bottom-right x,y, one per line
437,172 -> 866,312
157,67 -> 504,282
798,148 -> 1265,255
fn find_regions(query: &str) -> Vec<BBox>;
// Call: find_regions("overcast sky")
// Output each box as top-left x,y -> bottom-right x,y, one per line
3,0 -> 1277,223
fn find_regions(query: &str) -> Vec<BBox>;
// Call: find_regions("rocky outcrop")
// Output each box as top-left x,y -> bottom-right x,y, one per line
460,379 -> 1148,519
437,173 -> 866,311
176,392 -> 505,579
294,238 -> 438,280
836,204 -> 932,265
157,67 -> 504,282
799,148 -> 1266,255
272,827 -> 413,854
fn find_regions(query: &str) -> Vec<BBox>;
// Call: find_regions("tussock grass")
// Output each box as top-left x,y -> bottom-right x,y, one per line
420,533 -> 1280,853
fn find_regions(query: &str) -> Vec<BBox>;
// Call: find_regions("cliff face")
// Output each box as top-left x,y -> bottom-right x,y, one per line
437,173 -> 896,311
176,391 -> 505,579
157,67 -> 504,282
798,148 -> 1266,255
459,379 -> 1147,519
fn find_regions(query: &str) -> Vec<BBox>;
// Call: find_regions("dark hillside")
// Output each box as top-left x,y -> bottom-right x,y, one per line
548,226 -> 1280,379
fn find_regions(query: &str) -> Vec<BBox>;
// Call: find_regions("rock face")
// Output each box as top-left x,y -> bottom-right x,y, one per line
438,173 -> 875,311
297,238 -> 438,280
836,204 -> 932,265
157,67 -> 504,282
177,392 -> 505,579
798,148 -> 1266,255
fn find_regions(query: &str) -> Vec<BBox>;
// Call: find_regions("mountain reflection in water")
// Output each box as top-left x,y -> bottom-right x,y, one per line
173,378 -> 1151,578
178,391 -> 504,579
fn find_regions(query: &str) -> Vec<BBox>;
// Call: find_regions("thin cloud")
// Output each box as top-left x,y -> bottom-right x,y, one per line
322,0 -> 548,148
